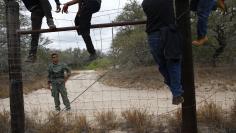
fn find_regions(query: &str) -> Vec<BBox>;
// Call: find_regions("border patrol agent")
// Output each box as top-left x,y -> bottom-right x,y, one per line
48,53 -> 71,111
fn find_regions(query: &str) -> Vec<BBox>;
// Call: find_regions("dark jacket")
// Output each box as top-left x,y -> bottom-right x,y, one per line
142,0 -> 175,34
190,0 -> 199,11
22,0 -> 61,12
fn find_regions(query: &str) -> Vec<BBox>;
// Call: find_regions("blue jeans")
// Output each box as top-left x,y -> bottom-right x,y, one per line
197,0 -> 216,38
148,32 -> 183,97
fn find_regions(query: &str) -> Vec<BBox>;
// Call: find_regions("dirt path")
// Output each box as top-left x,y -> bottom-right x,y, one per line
0,70 -> 235,121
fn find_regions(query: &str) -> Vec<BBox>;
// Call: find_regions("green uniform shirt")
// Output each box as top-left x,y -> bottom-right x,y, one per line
48,63 -> 71,83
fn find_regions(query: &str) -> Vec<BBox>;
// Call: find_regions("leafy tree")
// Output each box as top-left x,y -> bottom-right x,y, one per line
110,0 -> 153,68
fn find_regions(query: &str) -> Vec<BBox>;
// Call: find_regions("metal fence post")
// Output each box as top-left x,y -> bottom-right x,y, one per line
175,0 -> 198,132
6,0 -> 25,133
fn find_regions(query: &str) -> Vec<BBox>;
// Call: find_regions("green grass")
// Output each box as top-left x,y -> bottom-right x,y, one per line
85,58 -> 111,70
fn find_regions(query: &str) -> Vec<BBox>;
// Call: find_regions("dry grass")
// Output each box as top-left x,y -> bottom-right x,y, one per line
40,112 -> 66,133
69,115 -> 92,133
121,109 -> 154,133
0,74 -> 9,98
226,100 -> 236,132
102,66 -> 164,89
197,102 -> 225,128
167,109 -> 182,133
230,100 -> 236,124
0,110 -> 10,133
1,105 -> 236,133
95,111 -> 118,131
102,66 -> 236,91
0,72 -> 79,99
0,75 -> 47,98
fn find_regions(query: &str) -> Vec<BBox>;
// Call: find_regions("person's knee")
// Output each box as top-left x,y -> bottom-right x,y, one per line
81,32 -> 91,38
74,17 -> 80,26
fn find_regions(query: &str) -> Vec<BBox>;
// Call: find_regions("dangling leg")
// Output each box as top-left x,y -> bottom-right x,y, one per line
192,0 -> 216,46
80,4 -> 97,61
166,59 -> 184,105
38,0 -> 56,29
25,8 -> 44,63
148,32 -> 171,88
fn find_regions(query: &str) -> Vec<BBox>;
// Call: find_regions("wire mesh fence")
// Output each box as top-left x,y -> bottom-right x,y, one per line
0,0 -> 236,133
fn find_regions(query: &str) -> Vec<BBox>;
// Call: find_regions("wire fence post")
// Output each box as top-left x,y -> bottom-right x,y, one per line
175,0 -> 198,133
6,0 -> 25,133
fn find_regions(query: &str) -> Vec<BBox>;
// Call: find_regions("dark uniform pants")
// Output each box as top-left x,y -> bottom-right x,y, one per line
51,82 -> 70,110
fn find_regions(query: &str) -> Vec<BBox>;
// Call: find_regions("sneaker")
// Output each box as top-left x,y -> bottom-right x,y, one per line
172,96 -> 184,105
217,0 -> 226,12
65,107 -> 71,111
88,53 -> 98,62
192,36 -> 208,46
47,18 -> 56,29
25,54 -> 37,63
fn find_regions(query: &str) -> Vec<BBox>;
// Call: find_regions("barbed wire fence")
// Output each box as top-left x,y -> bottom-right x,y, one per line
0,0 -> 236,133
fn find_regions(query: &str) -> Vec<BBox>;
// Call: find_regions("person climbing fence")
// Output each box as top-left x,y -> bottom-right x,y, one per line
62,0 -> 102,62
22,0 -> 61,63
142,0 -> 184,105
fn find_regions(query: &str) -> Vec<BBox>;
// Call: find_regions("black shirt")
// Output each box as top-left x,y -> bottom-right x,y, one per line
22,0 -> 61,12
142,0 -> 175,34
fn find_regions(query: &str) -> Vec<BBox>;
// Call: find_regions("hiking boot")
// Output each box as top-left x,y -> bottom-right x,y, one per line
172,96 -> 184,105
55,107 -> 61,112
192,36 -> 208,46
47,18 -> 56,29
25,54 -> 37,63
217,0 -> 226,12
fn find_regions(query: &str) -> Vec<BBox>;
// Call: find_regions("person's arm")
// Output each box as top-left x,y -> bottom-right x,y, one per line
47,66 -> 52,90
64,64 -> 71,82
62,0 -> 79,14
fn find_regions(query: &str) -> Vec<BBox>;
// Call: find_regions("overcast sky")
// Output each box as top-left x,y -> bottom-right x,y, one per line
28,0 -> 143,53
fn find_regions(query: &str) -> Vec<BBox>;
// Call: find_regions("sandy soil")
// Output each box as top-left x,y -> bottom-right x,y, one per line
0,70 -> 235,121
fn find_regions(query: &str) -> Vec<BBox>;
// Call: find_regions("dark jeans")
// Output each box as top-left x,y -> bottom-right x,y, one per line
29,0 -> 53,55
74,1 -> 101,55
197,0 -> 216,38
148,32 -> 183,97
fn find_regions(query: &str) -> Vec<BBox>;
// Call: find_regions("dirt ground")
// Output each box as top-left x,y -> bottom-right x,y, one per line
0,67 -> 235,123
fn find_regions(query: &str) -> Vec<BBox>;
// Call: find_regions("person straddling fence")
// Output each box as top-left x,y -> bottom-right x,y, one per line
191,0 -> 226,46
47,53 -> 71,111
142,0 -> 184,105
62,0 -> 101,62
22,0 -> 61,63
